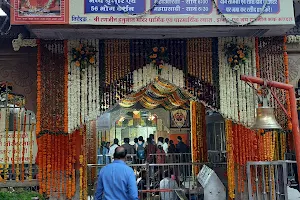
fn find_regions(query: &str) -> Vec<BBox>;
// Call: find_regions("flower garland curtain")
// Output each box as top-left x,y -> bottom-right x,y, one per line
226,120 -> 283,198
190,101 -> 207,175
257,37 -> 290,151
218,37 -> 256,126
37,40 -> 79,198
100,39 -> 131,112
132,63 -> 185,92
68,40 -> 100,133
186,38 -> 217,107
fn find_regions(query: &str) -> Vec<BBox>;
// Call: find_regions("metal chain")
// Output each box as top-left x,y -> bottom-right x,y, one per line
211,0 -> 268,26
113,0 -> 160,18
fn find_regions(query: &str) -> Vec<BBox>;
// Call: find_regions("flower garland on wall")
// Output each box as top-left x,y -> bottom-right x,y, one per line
218,37 -> 256,126
68,40 -> 100,133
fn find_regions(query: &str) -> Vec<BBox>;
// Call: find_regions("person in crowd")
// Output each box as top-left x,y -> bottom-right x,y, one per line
157,137 -> 164,147
145,137 -> 157,163
122,138 -> 135,155
108,138 -> 119,161
98,141 -> 106,164
149,134 -> 156,145
134,137 -> 138,151
176,136 -> 189,177
137,170 -> 147,199
95,146 -> 138,200
136,136 -> 145,163
176,136 -> 188,154
122,138 -> 135,163
167,140 -> 176,163
160,170 -> 179,200
102,142 -> 110,164
168,140 -> 176,153
163,138 -> 169,153
156,145 -> 166,164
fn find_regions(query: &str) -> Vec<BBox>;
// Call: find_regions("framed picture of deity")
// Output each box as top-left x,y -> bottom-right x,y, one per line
170,109 -> 190,129
11,0 -> 69,24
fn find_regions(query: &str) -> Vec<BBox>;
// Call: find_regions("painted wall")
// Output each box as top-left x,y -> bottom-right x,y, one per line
0,39 -> 37,112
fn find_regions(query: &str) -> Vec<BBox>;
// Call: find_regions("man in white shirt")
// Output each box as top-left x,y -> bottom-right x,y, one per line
163,138 -> 169,153
108,138 -> 119,161
157,137 -> 164,147
160,170 -> 179,200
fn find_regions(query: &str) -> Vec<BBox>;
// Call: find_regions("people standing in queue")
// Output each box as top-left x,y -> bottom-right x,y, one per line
95,146 -> 138,200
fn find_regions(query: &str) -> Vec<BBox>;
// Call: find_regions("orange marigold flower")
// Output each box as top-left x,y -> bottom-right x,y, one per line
153,47 -> 158,52
75,61 -> 80,67
89,57 -> 95,64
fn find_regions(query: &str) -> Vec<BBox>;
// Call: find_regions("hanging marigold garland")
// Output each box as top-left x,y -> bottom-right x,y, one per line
190,101 -> 207,176
226,120 -> 235,199
37,40 -> 78,198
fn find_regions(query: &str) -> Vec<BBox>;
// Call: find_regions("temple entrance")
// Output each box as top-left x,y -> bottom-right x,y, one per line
90,76 -> 227,199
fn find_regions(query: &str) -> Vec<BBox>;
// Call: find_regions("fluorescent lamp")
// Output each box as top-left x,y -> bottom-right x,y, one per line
0,8 -> 7,17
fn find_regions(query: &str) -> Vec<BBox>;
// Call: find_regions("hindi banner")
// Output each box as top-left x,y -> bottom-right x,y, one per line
11,0 -> 69,24
70,0 -> 294,26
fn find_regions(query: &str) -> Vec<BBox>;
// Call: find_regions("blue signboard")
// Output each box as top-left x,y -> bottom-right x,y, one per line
85,0 -> 146,14
150,0 -> 213,14
217,0 -> 280,14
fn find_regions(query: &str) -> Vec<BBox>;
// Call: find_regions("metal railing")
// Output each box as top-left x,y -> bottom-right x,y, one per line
0,164 -> 39,192
88,162 -> 227,200
246,160 -> 298,200
97,151 -> 226,165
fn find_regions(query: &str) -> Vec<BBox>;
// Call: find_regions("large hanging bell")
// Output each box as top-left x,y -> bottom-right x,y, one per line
251,107 -> 282,130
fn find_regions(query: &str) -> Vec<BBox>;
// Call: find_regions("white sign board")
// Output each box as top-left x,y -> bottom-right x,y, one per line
197,165 -> 214,188
70,0 -> 295,26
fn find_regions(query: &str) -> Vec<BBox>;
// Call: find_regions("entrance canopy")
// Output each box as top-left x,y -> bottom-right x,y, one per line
119,77 -> 194,110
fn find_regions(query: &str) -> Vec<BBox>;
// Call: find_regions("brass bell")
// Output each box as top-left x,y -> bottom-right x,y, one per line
251,107 -> 282,130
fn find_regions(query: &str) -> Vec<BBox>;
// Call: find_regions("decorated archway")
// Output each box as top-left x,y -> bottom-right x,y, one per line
27,37 -> 292,199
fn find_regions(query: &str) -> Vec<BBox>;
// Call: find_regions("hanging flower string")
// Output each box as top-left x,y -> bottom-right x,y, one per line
225,42 -> 250,70
71,43 -> 97,70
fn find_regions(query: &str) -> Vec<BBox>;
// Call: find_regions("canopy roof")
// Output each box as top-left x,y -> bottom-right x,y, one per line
119,77 -> 194,110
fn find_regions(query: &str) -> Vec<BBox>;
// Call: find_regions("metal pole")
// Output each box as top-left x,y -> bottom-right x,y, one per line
240,75 -> 300,187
